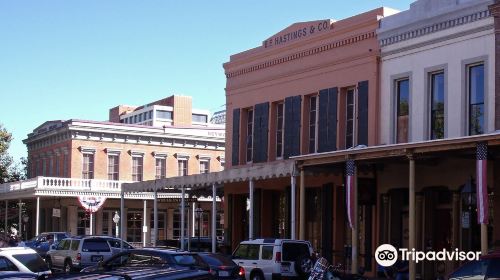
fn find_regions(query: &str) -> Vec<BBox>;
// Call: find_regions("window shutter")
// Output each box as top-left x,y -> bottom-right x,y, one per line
252,102 -> 269,163
357,81 -> 369,146
232,108 -> 240,166
318,88 -> 338,152
318,89 -> 329,153
291,96 -> 301,157
284,97 -> 294,159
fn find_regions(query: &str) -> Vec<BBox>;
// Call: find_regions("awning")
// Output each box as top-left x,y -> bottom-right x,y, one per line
122,160 -> 296,193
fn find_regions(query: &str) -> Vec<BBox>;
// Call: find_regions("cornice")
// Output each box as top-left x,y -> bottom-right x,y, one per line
379,9 -> 491,48
225,30 -> 376,79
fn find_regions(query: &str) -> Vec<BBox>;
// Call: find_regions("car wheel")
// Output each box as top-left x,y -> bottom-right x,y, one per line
295,255 -> 313,277
63,260 -> 73,273
250,271 -> 264,280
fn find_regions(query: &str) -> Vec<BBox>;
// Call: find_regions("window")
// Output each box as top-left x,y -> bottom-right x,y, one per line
148,111 -> 153,119
157,110 -> 173,120
155,158 -> 166,179
233,244 -> 259,260
468,63 -> 485,136
127,212 -> 142,243
199,160 -> 209,174
82,153 -> 94,179
173,209 -> 188,239
261,245 -> 274,260
138,114 -> 142,122
150,212 -> 166,240
309,96 -> 318,153
48,157 -> 53,177
108,155 -> 119,180
345,88 -> 356,149
178,159 -> 188,176
55,157 -> 60,177
0,257 -> 18,271
129,117 -> 133,124
134,115 -> 137,123
430,71 -> 445,139
63,154 -> 69,177
77,210 -> 90,235
71,240 -> 80,251
132,156 -> 143,181
276,103 -> 284,158
143,112 -> 148,120
192,114 -> 208,123
246,109 -> 254,162
396,79 -> 410,143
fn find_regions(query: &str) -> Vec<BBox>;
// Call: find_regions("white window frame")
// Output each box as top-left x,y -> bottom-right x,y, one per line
80,147 -> 96,179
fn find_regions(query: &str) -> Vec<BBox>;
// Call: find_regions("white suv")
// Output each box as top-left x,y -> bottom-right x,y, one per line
232,239 -> 314,280
0,247 -> 51,277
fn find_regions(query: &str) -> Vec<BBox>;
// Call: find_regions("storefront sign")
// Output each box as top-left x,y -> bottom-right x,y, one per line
263,20 -> 332,49
78,196 -> 107,213
52,208 -> 61,218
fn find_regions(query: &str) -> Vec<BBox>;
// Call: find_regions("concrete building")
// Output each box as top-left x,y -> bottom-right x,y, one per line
0,95 -> 225,246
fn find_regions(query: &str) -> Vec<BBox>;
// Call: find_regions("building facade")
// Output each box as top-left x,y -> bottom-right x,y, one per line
0,95 -> 225,246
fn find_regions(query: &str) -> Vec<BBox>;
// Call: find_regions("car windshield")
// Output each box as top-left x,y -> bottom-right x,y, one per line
172,254 -> 204,267
12,253 -> 49,272
82,240 -> 110,252
200,254 -> 235,266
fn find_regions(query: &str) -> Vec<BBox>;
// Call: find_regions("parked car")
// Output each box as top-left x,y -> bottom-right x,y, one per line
0,272 -> 41,280
0,247 -> 51,277
232,239 -> 314,280
448,251 -> 500,279
199,252 -> 245,279
81,248 -> 210,273
45,236 -> 133,272
183,238 -> 225,253
50,267 -> 214,280
24,232 -> 70,257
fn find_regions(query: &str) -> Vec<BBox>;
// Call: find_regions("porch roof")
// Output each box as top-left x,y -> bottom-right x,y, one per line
293,131 -> 500,167
122,160 -> 296,193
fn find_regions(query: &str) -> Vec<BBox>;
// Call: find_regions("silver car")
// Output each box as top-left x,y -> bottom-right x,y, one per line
45,236 -> 133,272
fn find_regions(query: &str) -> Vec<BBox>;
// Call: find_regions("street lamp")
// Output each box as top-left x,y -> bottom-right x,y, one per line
195,206 -> 204,252
113,211 -> 120,238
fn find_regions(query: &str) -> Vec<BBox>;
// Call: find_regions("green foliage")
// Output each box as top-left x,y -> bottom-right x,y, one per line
0,124 -> 26,183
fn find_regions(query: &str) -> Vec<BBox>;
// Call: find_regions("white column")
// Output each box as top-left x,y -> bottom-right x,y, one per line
154,190 -> 158,247
4,200 -> 7,233
291,175 -> 296,240
180,187 -> 186,250
212,183 -> 217,253
120,190 -> 125,250
191,203 -> 196,237
18,200 -> 22,238
36,197 -> 40,236
143,200 -> 147,247
90,213 -> 93,235
249,179 -> 254,240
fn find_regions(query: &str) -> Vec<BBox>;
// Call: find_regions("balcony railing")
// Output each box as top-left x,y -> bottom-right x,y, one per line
0,177 -> 130,194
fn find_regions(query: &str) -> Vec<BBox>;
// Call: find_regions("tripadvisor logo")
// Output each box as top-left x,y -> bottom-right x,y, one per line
375,244 -> 481,267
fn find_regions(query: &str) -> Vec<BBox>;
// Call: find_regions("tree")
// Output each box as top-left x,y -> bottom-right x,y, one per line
0,124 -> 26,183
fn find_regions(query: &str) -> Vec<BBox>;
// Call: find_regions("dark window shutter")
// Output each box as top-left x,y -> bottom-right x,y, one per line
232,108 -> 240,166
252,102 -> 269,163
357,81 -> 369,146
284,97 -> 294,159
318,88 -> 338,152
318,89 -> 329,153
291,96 -> 301,157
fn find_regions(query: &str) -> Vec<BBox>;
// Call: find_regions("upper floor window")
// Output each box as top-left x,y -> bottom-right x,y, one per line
108,155 -> 119,180
155,158 -> 166,179
134,115 -> 138,123
192,114 -> 208,123
157,110 -> 173,120
309,96 -> 318,153
246,109 -> 254,163
430,71 -> 445,140
148,111 -> 153,119
468,63 -> 485,136
178,159 -> 188,176
132,156 -> 143,181
396,79 -> 410,143
138,114 -> 142,123
82,153 -> 94,179
276,103 -> 284,158
199,160 -> 210,174
345,88 -> 356,149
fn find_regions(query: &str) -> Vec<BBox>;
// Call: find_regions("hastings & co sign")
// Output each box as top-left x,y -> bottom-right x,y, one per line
263,19 -> 332,48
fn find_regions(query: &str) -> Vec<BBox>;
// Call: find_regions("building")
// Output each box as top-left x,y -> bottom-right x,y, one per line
0,95 -> 225,246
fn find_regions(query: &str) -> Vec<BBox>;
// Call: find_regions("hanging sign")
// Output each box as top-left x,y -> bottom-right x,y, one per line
52,208 -> 61,218
77,196 -> 107,213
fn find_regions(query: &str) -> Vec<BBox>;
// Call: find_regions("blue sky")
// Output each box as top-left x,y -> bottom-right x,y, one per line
0,0 -> 413,162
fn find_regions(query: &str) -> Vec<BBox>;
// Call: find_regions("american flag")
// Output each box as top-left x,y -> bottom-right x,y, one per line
346,159 -> 356,229
476,142 -> 489,224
